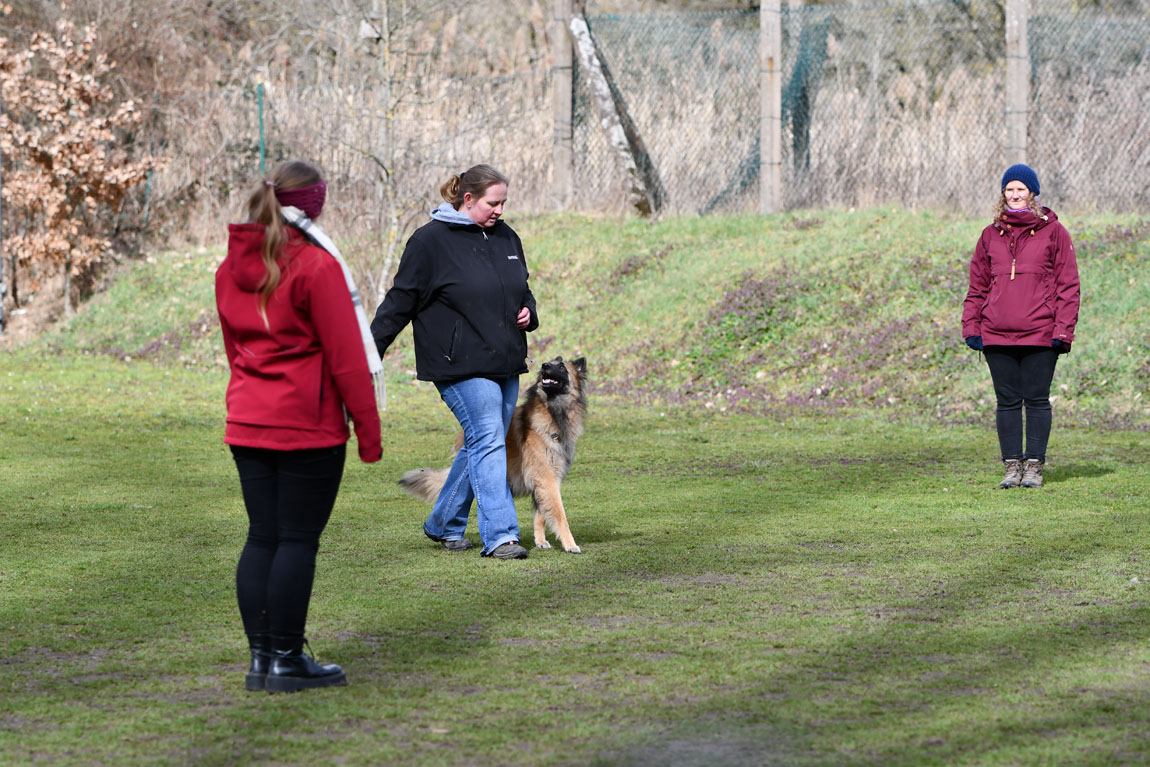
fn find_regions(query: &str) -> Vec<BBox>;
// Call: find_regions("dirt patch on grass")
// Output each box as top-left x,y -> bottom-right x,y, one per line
658,573 -> 751,588
4,646 -> 113,674
0,712 -> 50,734
583,615 -> 644,629
586,728 -> 807,767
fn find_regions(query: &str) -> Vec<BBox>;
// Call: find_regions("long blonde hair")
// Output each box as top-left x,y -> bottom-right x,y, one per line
245,161 -> 323,324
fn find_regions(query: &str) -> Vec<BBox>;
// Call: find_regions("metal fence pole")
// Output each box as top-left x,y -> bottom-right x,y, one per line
552,0 -> 574,207
1005,0 -> 1029,164
760,0 -> 782,214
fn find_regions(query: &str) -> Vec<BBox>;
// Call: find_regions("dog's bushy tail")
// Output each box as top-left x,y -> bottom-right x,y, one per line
397,468 -> 451,503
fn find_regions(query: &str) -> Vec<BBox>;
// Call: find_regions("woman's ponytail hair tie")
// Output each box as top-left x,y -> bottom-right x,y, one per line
264,180 -> 277,188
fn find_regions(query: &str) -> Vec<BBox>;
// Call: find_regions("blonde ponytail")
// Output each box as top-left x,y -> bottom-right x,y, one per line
245,161 -> 323,326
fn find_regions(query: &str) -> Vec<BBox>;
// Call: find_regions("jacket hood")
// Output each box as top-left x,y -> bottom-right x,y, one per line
225,223 -> 272,292
430,202 -> 477,227
428,203 -> 506,234
224,222 -> 307,293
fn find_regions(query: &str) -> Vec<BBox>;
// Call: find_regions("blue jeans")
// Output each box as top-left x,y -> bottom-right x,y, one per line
423,377 -> 520,555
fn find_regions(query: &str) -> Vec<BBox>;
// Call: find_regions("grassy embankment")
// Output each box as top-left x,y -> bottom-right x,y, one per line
43,207 -> 1150,423
1,209 -> 1147,767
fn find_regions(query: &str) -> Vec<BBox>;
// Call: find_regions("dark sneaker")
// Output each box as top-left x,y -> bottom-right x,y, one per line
442,539 -> 474,552
487,542 -> 528,560
999,459 -> 1023,489
1020,459 -> 1044,488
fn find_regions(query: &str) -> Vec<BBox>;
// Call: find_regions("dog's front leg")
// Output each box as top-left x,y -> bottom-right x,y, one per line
532,494 -> 551,550
532,479 -> 580,554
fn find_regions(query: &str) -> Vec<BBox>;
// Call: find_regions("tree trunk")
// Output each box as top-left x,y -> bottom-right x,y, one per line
63,252 -> 74,319
569,14 -> 658,216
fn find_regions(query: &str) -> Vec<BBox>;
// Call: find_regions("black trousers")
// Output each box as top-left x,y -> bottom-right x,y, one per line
230,444 -> 346,642
983,346 -> 1059,462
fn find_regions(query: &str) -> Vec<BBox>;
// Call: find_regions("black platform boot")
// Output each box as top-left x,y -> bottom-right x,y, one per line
245,635 -> 271,691
265,637 -> 347,694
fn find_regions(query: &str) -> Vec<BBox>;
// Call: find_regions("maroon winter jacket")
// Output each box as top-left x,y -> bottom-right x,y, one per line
216,224 -> 381,462
962,207 -> 1080,347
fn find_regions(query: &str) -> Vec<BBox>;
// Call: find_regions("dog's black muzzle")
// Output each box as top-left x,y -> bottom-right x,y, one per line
539,357 -> 569,394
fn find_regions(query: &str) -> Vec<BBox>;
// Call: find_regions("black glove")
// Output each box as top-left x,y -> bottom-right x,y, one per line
965,336 -> 983,351
1052,339 -> 1071,354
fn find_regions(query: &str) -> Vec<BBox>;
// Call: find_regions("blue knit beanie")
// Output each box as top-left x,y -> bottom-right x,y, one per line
1001,164 -> 1040,196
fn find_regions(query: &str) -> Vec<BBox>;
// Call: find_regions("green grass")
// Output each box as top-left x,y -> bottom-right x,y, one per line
2,208 -> 1149,766
45,209 -> 1148,422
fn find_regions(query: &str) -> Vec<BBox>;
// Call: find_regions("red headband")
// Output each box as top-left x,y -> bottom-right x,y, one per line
275,179 -> 327,220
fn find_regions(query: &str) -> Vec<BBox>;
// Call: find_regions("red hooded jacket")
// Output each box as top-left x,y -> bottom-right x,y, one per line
216,224 -> 381,462
962,207 -> 1080,347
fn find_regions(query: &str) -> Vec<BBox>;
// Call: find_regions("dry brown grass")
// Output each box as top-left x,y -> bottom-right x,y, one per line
149,6 -> 554,308
8,3 -> 1146,335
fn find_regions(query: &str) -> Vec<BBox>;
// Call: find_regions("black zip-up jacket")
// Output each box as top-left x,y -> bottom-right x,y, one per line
370,218 -> 539,383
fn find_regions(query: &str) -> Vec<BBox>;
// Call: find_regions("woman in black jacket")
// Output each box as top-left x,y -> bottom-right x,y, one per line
371,165 -> 538,559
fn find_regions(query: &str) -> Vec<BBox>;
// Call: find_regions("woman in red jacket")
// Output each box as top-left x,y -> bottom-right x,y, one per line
962,164 -> 1080,490
217,161 -> 382,693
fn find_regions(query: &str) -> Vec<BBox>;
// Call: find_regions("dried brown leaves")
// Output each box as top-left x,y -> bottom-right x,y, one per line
0,18 -> 159,298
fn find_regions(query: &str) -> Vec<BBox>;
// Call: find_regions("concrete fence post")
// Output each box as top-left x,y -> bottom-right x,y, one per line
1005,0 -> 1029,164
760,0 -> 783,215
551,0 -> 574,207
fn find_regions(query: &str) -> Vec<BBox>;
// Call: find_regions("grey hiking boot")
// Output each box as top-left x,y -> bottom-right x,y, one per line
487,542 -> 528,560
999,459 -> 1023,489
441,539 -> 474,552
1020,459 -> 1044,488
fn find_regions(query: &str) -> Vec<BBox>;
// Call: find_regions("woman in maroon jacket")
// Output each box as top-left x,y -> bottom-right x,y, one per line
217,161 -> 382,693
962,164 -> 1080,490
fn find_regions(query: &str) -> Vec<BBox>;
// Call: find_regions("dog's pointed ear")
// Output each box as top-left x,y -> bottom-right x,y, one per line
572,357 -> 587,377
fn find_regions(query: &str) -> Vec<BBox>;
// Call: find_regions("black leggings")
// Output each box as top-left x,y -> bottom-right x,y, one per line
983,346 -> 1059,462
230,444 -> 346,642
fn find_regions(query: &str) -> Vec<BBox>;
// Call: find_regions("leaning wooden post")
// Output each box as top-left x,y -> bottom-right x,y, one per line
551,0 -> 574,208
760,0 -> 783,215
1005,0 -> 1029,165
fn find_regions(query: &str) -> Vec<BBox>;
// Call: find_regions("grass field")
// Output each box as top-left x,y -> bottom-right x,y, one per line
41,208 -> 1150,424
2,209 -> 1148,766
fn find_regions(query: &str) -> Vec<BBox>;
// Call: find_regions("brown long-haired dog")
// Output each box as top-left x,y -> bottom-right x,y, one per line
398,356 -> 588,553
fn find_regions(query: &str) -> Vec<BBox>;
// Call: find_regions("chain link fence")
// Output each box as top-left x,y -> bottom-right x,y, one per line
166,73 -> 552,226
572,9 -> 759,215
573,1 -> 1150,216
1030,15 -> 1150,210
152,67 -> 552,307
